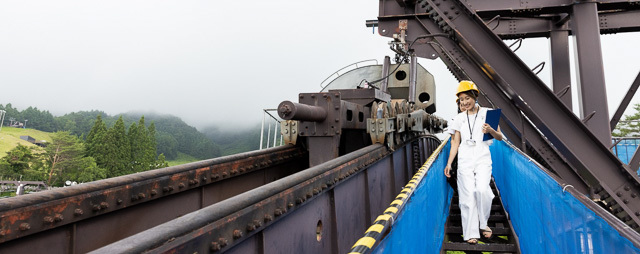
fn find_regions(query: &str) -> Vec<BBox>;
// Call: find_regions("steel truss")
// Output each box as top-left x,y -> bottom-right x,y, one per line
378,0 -> 640,231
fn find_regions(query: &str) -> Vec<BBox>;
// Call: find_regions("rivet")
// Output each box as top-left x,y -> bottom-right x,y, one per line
254,220 -> 262,228
296,198 -> 303,204
247,223 -> 256,232
117,199 -> 123,204
210,242 -> 221,252
231,170 -> 238,175
150,190 -> 157,196
212,174 -> 220,180
636,212 -> 640,216
43,216 -> 54,224
179,183 -> 185,188
0,230 -> 5,237
233,229 -> 243,239
131,195 -> 138,201
218,238 -> 228,247
311,94 -> 316,98
313,188 -> 320,195
624,199 -> 630,204
322,184 -> 328,190
288,202 -> 294,208
93,205 -> 101,211
239,168 -> 245,173
323,94 -> 328,98
189,180 -> 196,185
202,176 -> 208,182
275,209 -> 283,217
222,172 -> 228,177
306,193 -> 313,199
74,209 -> 84,216
138,193 -> 146,199
163,187 -> 171,193
19,223 -> 30,231
335,93 -> 339,98
100,202 -> 109,209
264,214 -> 273,222
632,193 -> 637,198
617,192 -> 622,197
54,214 -> 64,222
625,186 -> 631,191
334,106 -> 340,110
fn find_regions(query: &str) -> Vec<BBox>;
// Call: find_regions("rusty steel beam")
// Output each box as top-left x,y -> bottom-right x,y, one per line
0,145 -> 307,253
91,135 -> 440,254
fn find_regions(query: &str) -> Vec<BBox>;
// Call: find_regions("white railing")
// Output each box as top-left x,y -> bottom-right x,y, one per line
259,109 -> 283,150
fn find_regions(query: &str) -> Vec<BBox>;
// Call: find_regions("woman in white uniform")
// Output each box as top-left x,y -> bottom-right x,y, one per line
444,80 -> 503,244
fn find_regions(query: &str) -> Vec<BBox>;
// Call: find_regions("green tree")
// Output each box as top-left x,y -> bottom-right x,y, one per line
0,144 -> 44,180
44,132 -> 105,186
614,103 -> 640,137
86,115 -> 109,165
156,132 -> 178,160
156,153 -> 169,168
104,116 -> 131,177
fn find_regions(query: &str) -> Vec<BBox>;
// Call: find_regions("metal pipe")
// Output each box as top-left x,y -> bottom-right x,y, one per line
381,56 -> 391,92
273,120 -> 278,148
91,144 -> 385,254
260,111 -> 266,149
278,101 -> 327,122
267,121 -> 272,149
408,53 -> 417,104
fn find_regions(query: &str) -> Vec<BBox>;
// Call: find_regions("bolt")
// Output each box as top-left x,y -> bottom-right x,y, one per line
138,193 -> 146,199
636,212 -> 640,216
322,184 -> 328,190
335,93 -> 339,98
239,168 -> 245,173
288,202 -> 294,208
93,205 -> 101,211
210,242 -> 221,252
212,174 -> 220,180
218,238 -> 228,247
150,190 -> 157,196
296,198 -> 304,204
275,209 -> 283,217
19,223 -> 30,231
311,94 -> 316,98
202,176 -> 208,182
617,192 -> 622,197
44,216 -> 54,224
179,183 -> 185,188
247,223 -> 256,232
222,172 -> 228,177
632,193 -> 637,198
306,193 -> 313,199
0,230 -> 5,237
313,188 -> 320,195
54,214 -> 64,222
624,199 -> 630,204
264,214 -> 273,222
101,202 -> 109,209
254,220 -> 262,228
231,170 -> 238,175
163,187 -> 171,193
74,209 -> 84,216
131,195 -> 138,201
625,186 -> 631,191
233,229 -> 243,239
323,94 -> 327,98
117,199 -> 123,204
189,180 -> 196,185
299,94 -> 304,99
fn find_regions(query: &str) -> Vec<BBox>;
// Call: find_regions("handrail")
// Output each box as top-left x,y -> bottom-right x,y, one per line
319,59 -> 379,91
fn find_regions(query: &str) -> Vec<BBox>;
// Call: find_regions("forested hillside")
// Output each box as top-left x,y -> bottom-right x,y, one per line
0,104 -> 220,160
201,125 -> 262,156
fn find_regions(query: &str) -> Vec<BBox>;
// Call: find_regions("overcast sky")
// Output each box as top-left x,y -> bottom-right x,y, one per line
1,1 -> 639,131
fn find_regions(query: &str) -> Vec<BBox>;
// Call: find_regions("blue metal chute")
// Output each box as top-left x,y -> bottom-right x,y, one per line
492,140 -> 640,253
356,139 -> 640,253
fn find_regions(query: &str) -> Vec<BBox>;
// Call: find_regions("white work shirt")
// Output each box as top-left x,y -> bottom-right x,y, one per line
450,107 -> 493,166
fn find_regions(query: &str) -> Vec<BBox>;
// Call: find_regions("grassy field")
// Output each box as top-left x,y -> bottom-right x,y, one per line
0,127 -> 51,157
167,152 -> 200,166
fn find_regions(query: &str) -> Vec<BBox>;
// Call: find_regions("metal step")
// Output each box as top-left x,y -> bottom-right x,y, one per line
448,214 -> 507,222
450,204 -> 502,211
445,226 -> 511,235
442,242 -> 517,252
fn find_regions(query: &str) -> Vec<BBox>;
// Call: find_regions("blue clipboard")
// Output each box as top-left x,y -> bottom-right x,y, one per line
483,109 -> 501,141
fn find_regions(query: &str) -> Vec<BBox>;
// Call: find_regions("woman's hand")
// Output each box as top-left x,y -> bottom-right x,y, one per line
482,123 -> 495,134
444,164 -> 451,178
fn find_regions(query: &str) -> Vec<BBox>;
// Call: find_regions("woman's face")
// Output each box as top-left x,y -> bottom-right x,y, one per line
458,93 -> 476,111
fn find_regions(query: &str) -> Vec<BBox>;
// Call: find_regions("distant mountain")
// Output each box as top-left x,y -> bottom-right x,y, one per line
200,124 -> 262,156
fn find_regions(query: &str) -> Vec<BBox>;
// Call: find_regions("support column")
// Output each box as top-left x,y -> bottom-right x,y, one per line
571,1 -> 611,145
550,22 -> 572,109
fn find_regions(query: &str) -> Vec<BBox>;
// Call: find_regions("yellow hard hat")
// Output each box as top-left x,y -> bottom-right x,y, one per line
456,80 -> 479,96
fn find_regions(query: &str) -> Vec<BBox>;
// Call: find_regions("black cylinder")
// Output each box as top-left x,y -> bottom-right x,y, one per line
278,101 -> 327,122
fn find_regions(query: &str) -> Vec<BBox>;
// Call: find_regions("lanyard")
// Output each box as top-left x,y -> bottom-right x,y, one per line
466,106 -> 479,139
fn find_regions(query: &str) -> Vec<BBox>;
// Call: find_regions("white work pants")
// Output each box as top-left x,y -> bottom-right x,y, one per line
456,162 -> 494,240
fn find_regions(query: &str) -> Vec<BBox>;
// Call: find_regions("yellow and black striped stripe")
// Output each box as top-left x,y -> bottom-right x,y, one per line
349,137 -> 450,254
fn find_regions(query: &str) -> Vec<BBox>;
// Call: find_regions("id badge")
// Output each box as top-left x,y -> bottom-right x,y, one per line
466,139 -> 476,146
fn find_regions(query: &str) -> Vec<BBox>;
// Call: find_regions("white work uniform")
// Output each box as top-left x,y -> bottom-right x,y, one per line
450,106 -> 495,240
